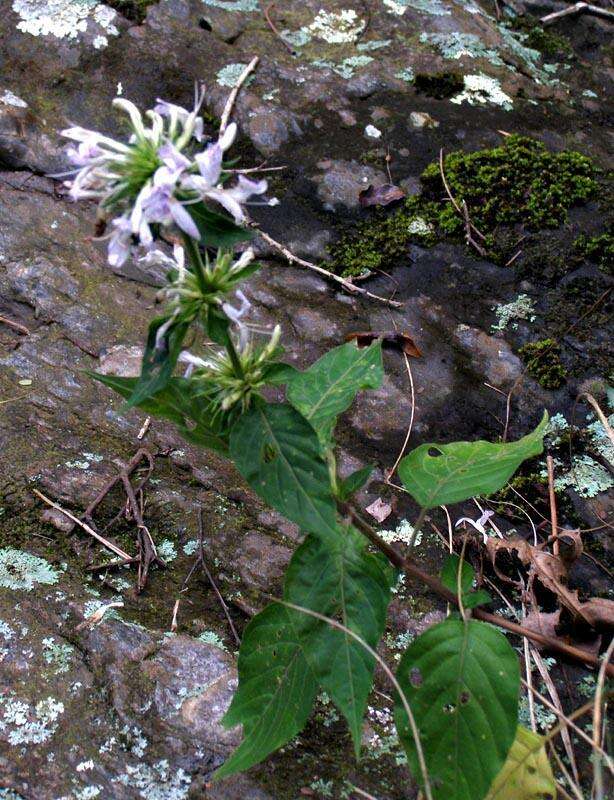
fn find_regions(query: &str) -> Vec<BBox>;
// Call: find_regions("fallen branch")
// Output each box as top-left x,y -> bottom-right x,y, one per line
251,225 -> 403,308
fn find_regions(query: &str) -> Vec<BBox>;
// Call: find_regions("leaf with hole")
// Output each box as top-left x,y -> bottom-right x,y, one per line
287,341 -> 383,446
398,412 -> 548,508
395,618 -> 520,800
284,529 -> 395,754
485,726 -> 556,800
229,403 -> 339,544
215,603 -> 318,779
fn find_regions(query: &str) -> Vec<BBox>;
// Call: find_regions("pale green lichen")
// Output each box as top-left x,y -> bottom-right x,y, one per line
587,414 -> 614,464
395,67 -> 415,82
357,39 -> 391,52
197,630 -> 227,651
42,637 -> 74,675
0,694 -> 64,745
307,9 -> 365,44
379,519 -> 421,547
451,73 -> 513,110
12,0 -> 119,49
114,760 -> 191,800
407,217 -> 433,236
544,412 -> 569,446
311,55 -> 374,79
182,539 -> 198,555
384,0 -> 450,14
551,456 -> 613,498
420,31 -> 501,61
309,779 -> 334,797
216,63 -> 253,88
0,549 -> 59,591
202,0 -> 259,10
491,293 -> 535,332
157,540 -> 177,562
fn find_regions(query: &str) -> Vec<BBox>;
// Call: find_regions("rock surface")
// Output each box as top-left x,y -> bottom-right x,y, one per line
0,0 -> 612,798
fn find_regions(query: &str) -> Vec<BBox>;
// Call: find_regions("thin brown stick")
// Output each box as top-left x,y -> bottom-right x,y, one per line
198,510 -> 241,647
262,3 -> 297,55
532,646 -> 579,784
345,504 -> 614,677
439,149 -> 487,258
219,56 -> 259,135
548,743 -> 585,800
546,455 -> 560,556
580,393 -> 614,450
0,315 -> 29,335
32,488 -> 132,561
593,637 -> 614,798
251,225 -> 403,308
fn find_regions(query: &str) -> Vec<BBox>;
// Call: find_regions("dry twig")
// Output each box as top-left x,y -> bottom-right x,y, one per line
32,488 -> 132,561
219,56 -> 259,135
541,2 -> 614,25
251,225 -> 403,308
0,315 -> 29,335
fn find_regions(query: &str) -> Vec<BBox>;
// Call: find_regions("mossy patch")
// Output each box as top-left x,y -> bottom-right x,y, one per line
328,135 -> 599,275
518,339 -> 567,390
508,16 -> 573,59
414,71 -> 464,99
574,232 -> 614,275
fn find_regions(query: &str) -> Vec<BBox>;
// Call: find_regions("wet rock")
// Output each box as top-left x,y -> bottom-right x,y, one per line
312,159 -> 388,211
236,532 -> 293,593
454,324 -> 523,389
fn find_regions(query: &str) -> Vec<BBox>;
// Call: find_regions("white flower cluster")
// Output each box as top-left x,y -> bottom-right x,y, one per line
61,90 -> 273,267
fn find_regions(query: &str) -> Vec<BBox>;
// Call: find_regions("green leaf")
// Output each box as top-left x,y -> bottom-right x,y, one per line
441,554 -> 474,597
485,726 -> 556,800
229,403 -> 339,543
439,555 -> 492,610
188,201 -> 253,248
92,374 -> 230,453
216,603 -> 318,779
287,341 -> 384,445
398,412 -> 548,508
338,465 -> 375,501
395,618 -> 519,800
285,530 -> 395,754
124,315 -> 190,407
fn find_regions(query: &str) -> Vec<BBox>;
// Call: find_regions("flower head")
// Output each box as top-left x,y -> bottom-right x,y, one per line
60,95 -> 274,265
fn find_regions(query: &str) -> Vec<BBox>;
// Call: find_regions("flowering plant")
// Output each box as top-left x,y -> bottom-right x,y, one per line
65,91 -> 561,800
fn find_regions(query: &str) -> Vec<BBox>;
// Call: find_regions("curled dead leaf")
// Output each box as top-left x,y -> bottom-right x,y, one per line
359,183 -> 405,208
346,331 -> 422,358
555,529 -> 583,566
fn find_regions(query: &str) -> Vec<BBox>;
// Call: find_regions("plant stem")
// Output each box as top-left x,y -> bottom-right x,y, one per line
182,233 -> 208,295
407,506 -> 427,553
343,504 -> 614,678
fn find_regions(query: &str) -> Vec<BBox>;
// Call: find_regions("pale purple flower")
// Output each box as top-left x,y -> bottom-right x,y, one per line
154,99 -> 204,143
141,170 -> 200,240
106,215 -> 133,268
455,510 -> 495,543
222,289 -> 252,348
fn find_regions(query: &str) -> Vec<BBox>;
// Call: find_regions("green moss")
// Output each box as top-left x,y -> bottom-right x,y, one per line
574,232 -> 614,275
518,339 -> 567,390
414,71 -> 464,99
328,136 -> 599,275
419,135 -> 597,233
508,16 -> 573,59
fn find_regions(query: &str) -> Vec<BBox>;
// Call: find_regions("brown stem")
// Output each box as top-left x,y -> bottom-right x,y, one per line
345,505 -> 614,678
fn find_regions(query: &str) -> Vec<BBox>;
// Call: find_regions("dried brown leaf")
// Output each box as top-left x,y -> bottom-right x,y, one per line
346,331 -> 422,358
359,183 -> 405,208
